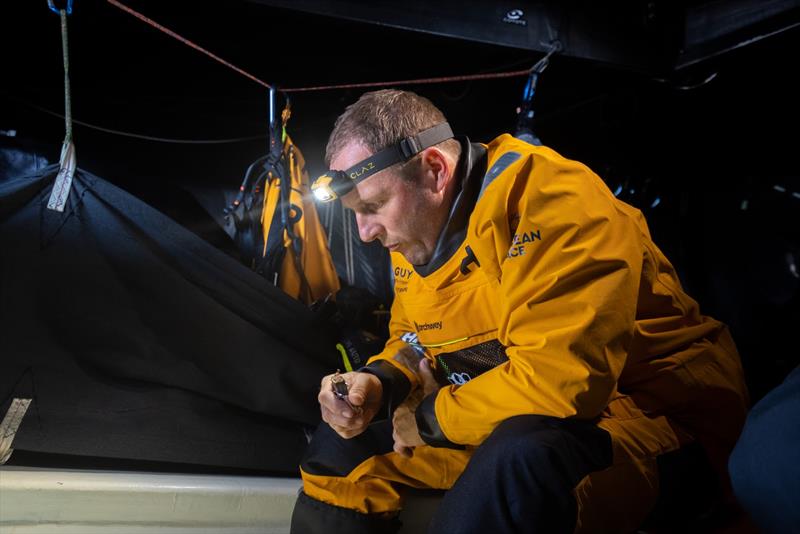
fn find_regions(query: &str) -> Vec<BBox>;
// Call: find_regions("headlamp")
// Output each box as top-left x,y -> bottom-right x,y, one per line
311,122 -> 454,203
311,171 -> 346,203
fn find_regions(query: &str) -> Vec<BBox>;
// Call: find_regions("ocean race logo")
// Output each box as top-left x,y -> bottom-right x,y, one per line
507,228 -> 541,258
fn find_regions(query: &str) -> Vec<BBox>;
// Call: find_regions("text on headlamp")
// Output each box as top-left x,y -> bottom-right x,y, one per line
350,162 -> 376,180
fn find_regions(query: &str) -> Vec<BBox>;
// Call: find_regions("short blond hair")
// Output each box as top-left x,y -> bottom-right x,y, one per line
325,89 -> 461,169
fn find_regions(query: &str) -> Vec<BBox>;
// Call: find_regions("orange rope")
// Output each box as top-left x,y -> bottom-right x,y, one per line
106,0 -> 534,93
282,69 -> 532,93
106,0 -> 272,89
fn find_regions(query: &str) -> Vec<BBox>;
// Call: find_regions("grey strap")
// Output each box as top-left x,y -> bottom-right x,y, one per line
47,9 -> 77,213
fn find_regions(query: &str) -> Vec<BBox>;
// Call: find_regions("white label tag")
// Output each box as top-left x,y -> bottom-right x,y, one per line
47,141 -> 77,212
0,398 -> 32,465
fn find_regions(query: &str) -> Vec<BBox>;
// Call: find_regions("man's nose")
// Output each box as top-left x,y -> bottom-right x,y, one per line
355,213 -> 382,243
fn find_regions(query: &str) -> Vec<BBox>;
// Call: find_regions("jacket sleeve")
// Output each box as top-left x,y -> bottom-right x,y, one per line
426,153 -> 643,447
362,291 -> 420,419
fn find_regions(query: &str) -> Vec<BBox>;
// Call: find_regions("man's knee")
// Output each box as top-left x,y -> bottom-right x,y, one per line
301,419 -> 394,478
475,415 -> 613,484
430,416 -> 613,534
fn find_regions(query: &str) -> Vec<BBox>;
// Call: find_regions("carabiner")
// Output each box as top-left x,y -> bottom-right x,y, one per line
47,0 -> 73,15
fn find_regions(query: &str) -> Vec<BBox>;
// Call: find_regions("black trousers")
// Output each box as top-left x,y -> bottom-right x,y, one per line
291,414 -> 614,534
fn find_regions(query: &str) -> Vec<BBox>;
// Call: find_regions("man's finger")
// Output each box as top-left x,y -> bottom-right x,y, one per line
330,372 -> 371,408
318,388 -> 332,407
322,404 -> 365,428
347,391 -> 365,407
327,414 -> 368,439
392,428 -> 413,458
320,374 -> 332,391
394,442 -> 413,458
347,378 -> 368,406
319,395 -> 348,420
419,359 -> 439,395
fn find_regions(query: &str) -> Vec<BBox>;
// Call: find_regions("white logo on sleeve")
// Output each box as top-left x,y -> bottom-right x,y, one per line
448,372 -> 472,386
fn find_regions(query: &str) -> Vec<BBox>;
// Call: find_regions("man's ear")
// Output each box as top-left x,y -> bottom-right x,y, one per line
421,148 -> 454,193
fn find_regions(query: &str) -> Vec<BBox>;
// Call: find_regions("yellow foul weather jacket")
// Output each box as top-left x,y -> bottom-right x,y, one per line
363,134 -> 747,458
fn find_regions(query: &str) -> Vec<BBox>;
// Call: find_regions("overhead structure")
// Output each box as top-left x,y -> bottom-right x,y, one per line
250,0 -> 800,75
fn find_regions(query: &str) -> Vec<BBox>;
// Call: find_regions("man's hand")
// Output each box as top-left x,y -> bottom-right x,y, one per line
392,359 -> 439,457
319,371 -> 382,439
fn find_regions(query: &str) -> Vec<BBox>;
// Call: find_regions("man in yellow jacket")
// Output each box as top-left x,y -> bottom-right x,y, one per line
291,89 -> 748,533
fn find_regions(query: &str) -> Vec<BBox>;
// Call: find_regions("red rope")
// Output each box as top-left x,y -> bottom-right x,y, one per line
282,69 -> 532,93
106,0 -> 272,89
106,0 -> 533,93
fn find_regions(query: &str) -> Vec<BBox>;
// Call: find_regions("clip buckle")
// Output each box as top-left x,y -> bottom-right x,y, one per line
47,0 -> 73,15
398,136 -> 421,159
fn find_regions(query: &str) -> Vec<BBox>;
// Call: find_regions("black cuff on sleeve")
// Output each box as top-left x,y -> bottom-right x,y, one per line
359,360 -> 412,421
416,392 -> 464,449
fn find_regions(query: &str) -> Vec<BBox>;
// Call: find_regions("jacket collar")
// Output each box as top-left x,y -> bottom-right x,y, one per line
413,137 -> 488,277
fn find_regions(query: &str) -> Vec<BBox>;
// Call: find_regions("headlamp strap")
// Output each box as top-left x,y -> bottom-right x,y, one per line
344,122 -> 454,184
398,122 -> 454,159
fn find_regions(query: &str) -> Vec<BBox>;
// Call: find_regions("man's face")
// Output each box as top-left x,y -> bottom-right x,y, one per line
331,142 -> 445,265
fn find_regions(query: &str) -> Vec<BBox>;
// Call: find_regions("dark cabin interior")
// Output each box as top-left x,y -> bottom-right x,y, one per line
2,0 -> 799,509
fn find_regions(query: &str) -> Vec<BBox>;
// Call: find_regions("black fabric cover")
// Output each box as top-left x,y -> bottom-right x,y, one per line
0,164 -> 340,473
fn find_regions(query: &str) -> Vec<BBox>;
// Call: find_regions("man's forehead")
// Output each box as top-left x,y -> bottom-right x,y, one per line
331,141 -> 394,210
341,174 -> 385,210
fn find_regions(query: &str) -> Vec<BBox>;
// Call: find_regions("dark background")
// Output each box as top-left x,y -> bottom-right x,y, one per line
3,0 -> 799,401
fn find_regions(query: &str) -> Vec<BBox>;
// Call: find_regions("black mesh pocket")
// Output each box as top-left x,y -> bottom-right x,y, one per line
433,339 -> 508,386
